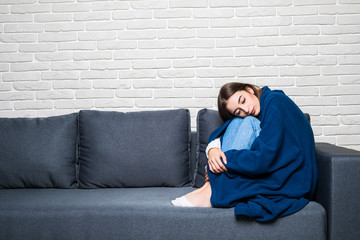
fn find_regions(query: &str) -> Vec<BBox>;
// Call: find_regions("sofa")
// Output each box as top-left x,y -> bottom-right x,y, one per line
0,108 -> 359,240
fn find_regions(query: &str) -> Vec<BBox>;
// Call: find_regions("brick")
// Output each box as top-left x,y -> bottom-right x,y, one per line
126,20 -> 167,30
86,21 -> 125,31
19,43 -> 57,53
314,137 -> 336,145
0,83 -> 12,91
278,6 -> 318,16
0,102 -> 12,110
116,89 -> 152,98
341,116 -> 360,125
11,63 -> 50,72
323,66 -> 360,76
132,60 -> 171,69
93,80 -> 132,89
339,56 -> 360,65
158,69 -> 195,78
11,4 -> 51,14
0,64 -> 9,72
340,76 -> 360,85
114,50 -> 154,60
311,116 -> 340,126
196,49 -> 233,58
0,53 -> 33,63
197,29 -> 237,38
257,37 -> 297,47
0,14 -> 32,23
297,56 -> 337,66
73,51 -> 112,61
118,30 -> 156,40
45,22 -> 84,32
168,19 -> 209,29
338,16 -> 360,25
51,61 -> 89,71
194,9 -> 234,18
0,92 -> 33,101
254,57 -> 295,66
173,98 -> 214,108
299,36 -> 338,45
236,7 -> 276,17
294,0 -> 336,6
36,90 -> 74,100
14,101 -> 53,110
91,61 -> 130,70
53,80 -> 91,89
174,79 -> 213,88
252,17 -> 292,27
154,89 -> 193,98
119,70 -> 156,79
210,19 -> 250,28
293,16 -> 335,25
177,39 -> 214,49
238,67 -> 279,77
157,29 -> 196,39
237,27 -> 279,37
42,71 -> 79,80
197,68 -> 237,78
280,67 -> 320,76
138,40 -> 175,49
0,6 -> 8,14
210,0 -> 248,7
5,24 -> 43,33
2,72 -> 40,81
36,52 -> 72,62
340,35 -> 360,44
194,89 -> 219,98
235,47 -> 275,57
76,89 -> 114,99
135,99 -> 171,108
212,58 -> 252,67
113,10 -> 151,20
13,81 -> 51,91
281,26 -> 320,35
338,96 -> 360,105
58,42 -> 96,50
277,46 -> 318,56
52,3 -> 90,12
256,77 -> 294,87
35,13 -> 72,22
337,136 -> 360,146
322,26 -> 360,35
95,99 -> 134,108
173,59 -> 211,68
73,12 -> 110,21
319,5 -> 360,15
296,76 -> 338,86
154,9 -> 192,19
282,87 -> 319,96
54,100 -> 94,109
298,106 -> 322,116
251,0 -> 292,7
39,32 -> 77,42
155,49 -> 194,59
133,79 -> 173,89
131,1 -> 168,9
0,33 -> 37,43
169,0 -> 208,8
296,97 -> 337,107
81,71 -> 117,80
78,31 -> 116,41
92,2 -> 129,11
216,39 -> 255,48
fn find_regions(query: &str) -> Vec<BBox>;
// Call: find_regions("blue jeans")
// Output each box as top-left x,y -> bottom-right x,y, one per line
221,117 -> 261,152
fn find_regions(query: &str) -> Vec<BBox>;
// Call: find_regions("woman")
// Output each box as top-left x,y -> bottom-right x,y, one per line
172,82 -> 318,222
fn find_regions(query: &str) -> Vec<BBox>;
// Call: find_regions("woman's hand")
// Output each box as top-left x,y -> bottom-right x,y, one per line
208,148 -> 227,174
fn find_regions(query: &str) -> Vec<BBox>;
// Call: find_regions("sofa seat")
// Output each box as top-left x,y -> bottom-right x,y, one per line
0,188 -> 326,240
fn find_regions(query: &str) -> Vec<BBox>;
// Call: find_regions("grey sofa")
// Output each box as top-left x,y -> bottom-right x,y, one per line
0,108 -> 359,240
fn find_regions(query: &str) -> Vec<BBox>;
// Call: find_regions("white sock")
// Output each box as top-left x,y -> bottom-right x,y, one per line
171,196 -> 195,207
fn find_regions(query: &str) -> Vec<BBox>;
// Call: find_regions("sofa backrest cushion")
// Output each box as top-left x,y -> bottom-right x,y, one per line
78,109 -> 191,188
193,109 -> 224,187
0,113 -> 78,188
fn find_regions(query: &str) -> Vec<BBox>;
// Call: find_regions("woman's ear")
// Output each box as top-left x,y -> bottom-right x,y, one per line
246,86 -> 255,95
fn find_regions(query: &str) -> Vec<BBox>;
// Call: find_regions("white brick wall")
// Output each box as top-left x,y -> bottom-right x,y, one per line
0,0 -> 359,150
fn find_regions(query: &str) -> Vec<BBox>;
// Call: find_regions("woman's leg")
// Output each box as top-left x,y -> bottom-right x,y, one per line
172,117 -> 261,207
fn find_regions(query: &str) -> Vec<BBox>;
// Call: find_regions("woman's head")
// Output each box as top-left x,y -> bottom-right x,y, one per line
217,82 -> 262,122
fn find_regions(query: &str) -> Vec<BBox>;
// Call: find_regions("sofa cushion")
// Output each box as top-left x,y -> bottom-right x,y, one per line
193,109 -> 223,187
0,113 -> 78,188
0,188 -> 326,240
78,109 -> 191,188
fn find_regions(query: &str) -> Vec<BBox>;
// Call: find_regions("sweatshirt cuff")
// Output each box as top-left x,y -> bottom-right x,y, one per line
206,137 -> 221,158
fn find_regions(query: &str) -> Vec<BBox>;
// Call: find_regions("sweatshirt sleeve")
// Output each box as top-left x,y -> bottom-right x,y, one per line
205,137 -> 221,158
224,99 -> 285,177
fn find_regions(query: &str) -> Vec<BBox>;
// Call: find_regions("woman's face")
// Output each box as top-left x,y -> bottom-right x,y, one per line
226,87 -> 261,118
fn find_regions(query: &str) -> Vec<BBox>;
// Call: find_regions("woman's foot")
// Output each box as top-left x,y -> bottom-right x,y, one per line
171,182 -> 212,207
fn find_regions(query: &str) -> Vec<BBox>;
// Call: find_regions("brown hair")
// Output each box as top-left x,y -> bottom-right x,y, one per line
217,82 -> 262,122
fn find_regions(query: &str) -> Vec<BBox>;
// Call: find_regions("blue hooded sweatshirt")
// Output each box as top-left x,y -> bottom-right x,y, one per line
207,86 -> 318,222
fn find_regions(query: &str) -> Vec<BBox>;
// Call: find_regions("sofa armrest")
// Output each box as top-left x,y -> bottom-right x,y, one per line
315,143 -> 360,240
